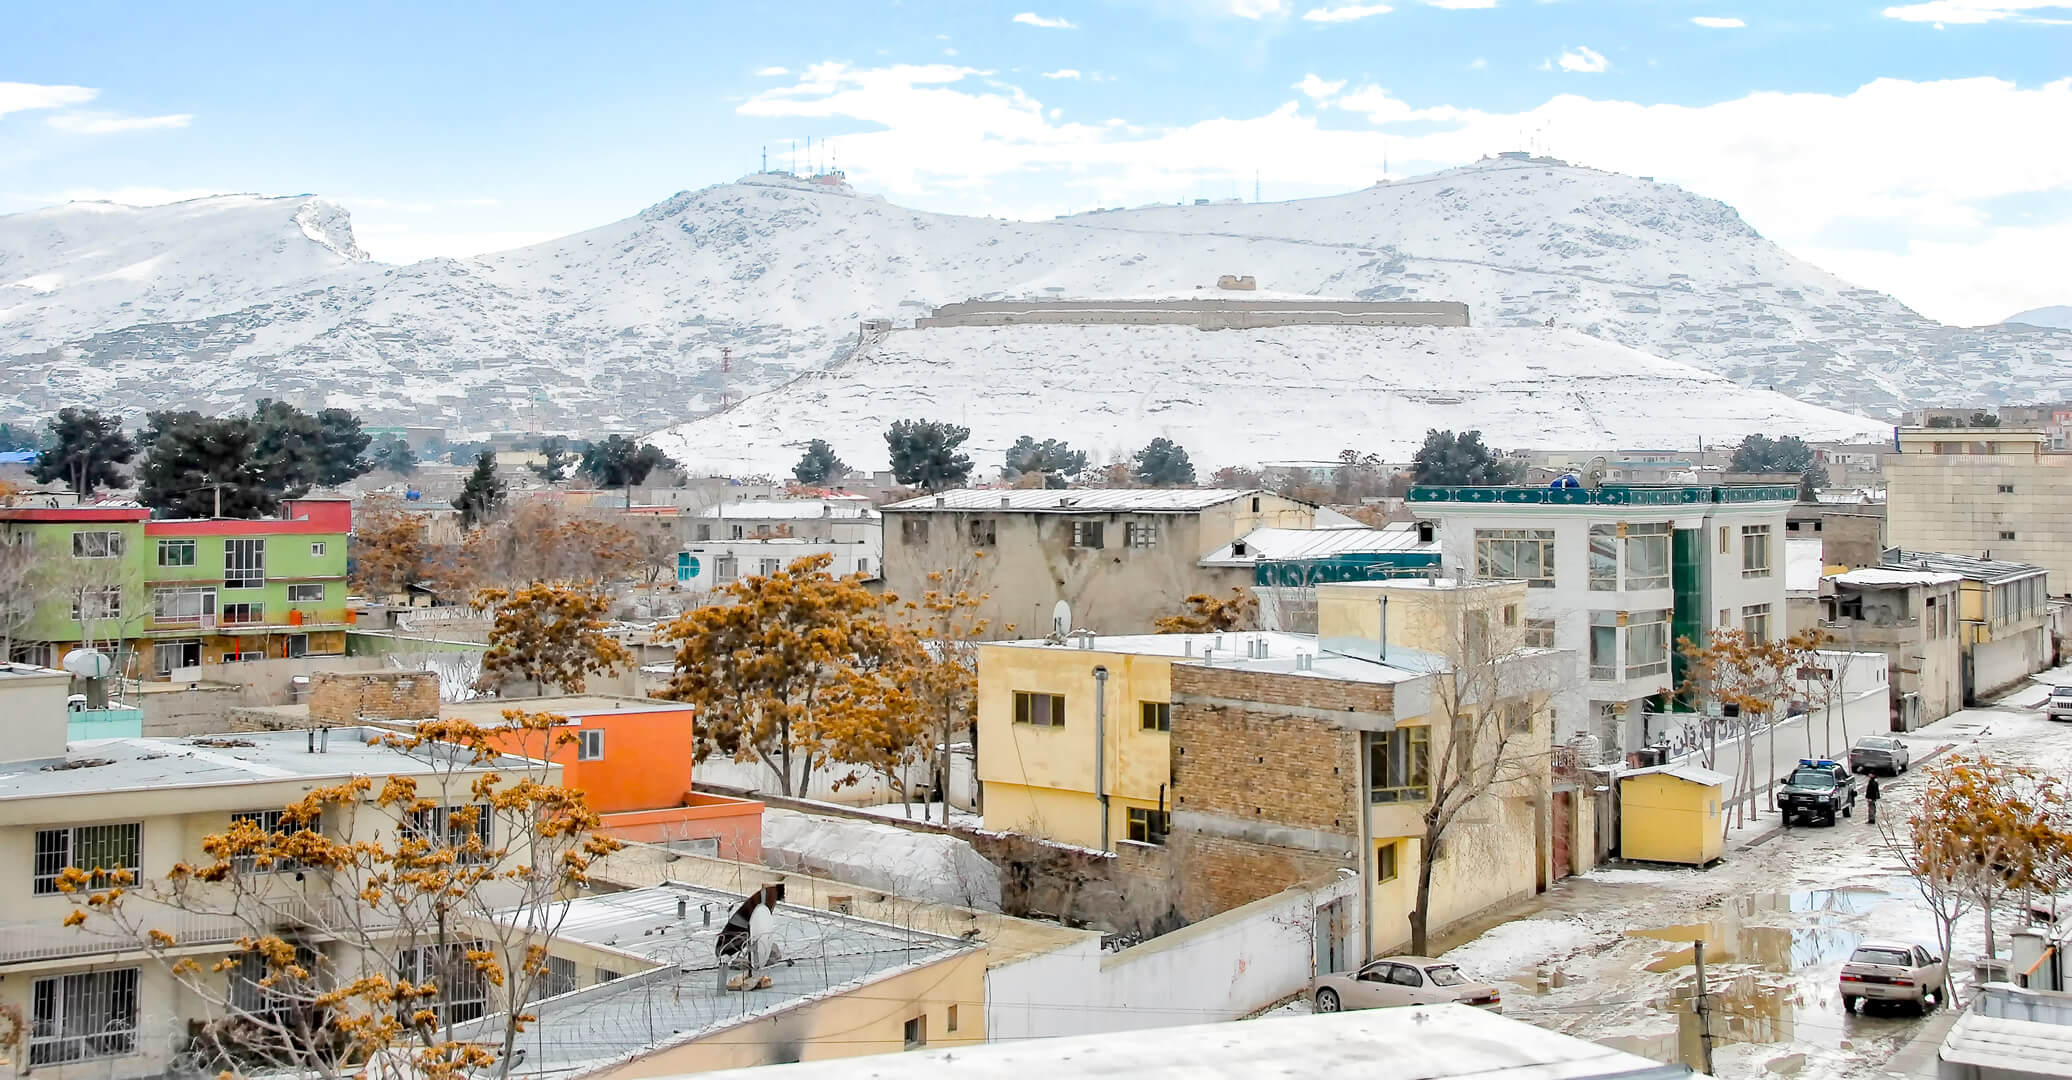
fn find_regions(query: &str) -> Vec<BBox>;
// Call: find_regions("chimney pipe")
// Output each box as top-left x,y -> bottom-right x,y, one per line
1093,665 -> 1111,852
677,896 -> 688,920
1379,596 -> 1389,664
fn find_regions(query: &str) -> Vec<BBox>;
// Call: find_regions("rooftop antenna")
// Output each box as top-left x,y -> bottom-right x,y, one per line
1254,169 -> 1261,203
761,145 -> 767,173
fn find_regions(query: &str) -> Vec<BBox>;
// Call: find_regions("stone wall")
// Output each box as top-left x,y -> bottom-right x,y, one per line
307,670 -> 441,723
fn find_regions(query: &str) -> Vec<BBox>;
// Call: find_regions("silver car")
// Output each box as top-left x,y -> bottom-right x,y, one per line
2048,685 -> 2072,722
1848,735 -> 1910,775
1840,940 -> 1946,1014
1313,956 -> 1502,1013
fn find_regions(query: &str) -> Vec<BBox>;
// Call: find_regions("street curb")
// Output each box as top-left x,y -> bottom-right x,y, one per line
1734,742 -> 1956,853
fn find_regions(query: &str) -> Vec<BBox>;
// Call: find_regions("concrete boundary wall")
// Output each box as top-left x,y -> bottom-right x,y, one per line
916,298 -> 1470,330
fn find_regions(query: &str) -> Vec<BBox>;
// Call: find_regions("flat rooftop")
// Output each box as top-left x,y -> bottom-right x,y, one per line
884,488 -> 1281,513
440,696 -> 695,723
462,882 -> 972,1076
988,632 -> 1432,684
0,727 -> 535,800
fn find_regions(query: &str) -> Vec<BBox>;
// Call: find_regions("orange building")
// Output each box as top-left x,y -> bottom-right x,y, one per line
442,696 -> 764,861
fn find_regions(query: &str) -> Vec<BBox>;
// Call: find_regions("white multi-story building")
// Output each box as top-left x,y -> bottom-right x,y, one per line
676,495 -> 883,588
1410,480 -> 1797,758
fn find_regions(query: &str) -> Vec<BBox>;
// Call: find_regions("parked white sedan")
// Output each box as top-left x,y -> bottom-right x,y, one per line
1840,940 -> 1947,1014
1313,956 -> 1502,1014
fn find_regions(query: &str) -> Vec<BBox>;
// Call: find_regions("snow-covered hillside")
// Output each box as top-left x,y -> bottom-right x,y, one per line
2007,306 -> 2072,331
649,323 -> 1891,476
2,162 -> 2068,433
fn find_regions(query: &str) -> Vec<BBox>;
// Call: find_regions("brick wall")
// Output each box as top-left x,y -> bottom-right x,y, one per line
307,671 -> 441,723
1168,664 -> 1368,920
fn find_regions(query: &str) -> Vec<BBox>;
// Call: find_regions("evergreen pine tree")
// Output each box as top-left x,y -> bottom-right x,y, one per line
31,407 -> 137,497
1131,438 -> 1197,487
884,419 -> 973,492
579,435 -> 677,507
1003,436 -> 1088,487
456,450 -> 508,529
369,436 -> 419,475
1411,429 -> 1524,486
136,411 -> 276,518
792,439 -> 848,485
530,436 -> 575,484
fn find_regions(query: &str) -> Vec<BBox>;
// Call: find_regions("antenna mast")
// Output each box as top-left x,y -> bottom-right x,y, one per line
1254,170 -> 1261,203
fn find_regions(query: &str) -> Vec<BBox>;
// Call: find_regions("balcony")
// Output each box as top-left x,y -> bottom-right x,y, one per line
0,895 -> 390,967
144,609 -> 354,636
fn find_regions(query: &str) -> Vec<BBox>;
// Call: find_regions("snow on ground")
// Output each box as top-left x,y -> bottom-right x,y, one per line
1440,916 -> 1616,976
840,801 -> 985,830
758,807 -> 1001,912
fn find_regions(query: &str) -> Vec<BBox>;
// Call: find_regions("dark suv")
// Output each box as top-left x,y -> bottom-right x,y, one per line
1779,759 -> 1857,827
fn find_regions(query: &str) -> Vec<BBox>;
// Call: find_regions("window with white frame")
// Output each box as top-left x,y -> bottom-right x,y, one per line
1369,727 -> 1431,803
1742,602 -> 1773,640
310,542 -> 327,557
69,587 -> 122,622
30,968 -> 138,1065
1124,522 -> 1160,548
758,557 -> 782,576
1474,529 -> 1556,588
228,808 -> 321,873
1588,525 -> 1618,591
34,823 -> 142,895
1625,609 -> 1672,678
713,555 -> 738,582
221,602 -> 264,625
285,634 -> 309,659
1740,525 -> 1772,578
576,729 -> 604,761
155,639 -> 201,675
72,531 -> 123,559
154,586 -> 213,626
404,804 -> 494,864
225,537 -> 266,588
287,583 -> 324,603
157,538 -> 196,567
1071,520 -> 1105,549
1588,611 -> 1618,680
1624,523 -> 1671,590
396,942 -> 489,1025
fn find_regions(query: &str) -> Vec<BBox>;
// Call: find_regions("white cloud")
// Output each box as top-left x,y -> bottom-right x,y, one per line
1468,57 -> 1488,70
1293,74 -> 1347,100
45,110 -> 192,134
755,66 -> 790,76
1425,0 -> 1498,8
1882,0 -> 2072,22
737,65 -> 2072,325
1012,11 -> 1078,28
1042,69 -> 1083,79
1230,0 -> 1292,17
1301,3 -> 1392,20
1691,15 -> 1746,27
1557,46 -> 1609,72
0,81 -> 97,117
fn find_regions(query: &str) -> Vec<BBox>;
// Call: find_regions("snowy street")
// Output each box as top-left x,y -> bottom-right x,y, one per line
1420,675 -> 2072,1079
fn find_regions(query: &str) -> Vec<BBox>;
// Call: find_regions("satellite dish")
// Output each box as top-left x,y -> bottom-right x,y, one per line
1583,456 -> 1609,491
1052,600 -> 1072,637
62,649 -> 114,679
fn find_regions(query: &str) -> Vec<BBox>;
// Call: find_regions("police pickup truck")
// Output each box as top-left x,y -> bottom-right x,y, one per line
1778,759 -> 1858,828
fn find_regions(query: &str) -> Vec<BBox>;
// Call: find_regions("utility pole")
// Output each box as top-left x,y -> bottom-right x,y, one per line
1692,939 -> 1716,1076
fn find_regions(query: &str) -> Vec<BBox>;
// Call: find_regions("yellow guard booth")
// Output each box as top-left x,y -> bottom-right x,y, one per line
1619,762 -> 1728,866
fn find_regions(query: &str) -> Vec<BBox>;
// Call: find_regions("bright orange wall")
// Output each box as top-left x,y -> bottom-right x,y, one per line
601,793 -> 765,861
481,706 -> 697,815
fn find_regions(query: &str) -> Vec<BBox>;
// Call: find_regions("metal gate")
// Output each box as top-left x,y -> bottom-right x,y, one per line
1552,791 -> 1574,881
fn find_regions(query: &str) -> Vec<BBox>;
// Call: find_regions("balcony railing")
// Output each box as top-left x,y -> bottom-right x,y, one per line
67,707 -> 142,741
0,895 -> 394,966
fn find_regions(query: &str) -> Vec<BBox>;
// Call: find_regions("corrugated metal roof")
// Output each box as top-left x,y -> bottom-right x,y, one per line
1829,567 -> 1964,588
698,497 -> 875,520
1886,549 -> 2047,584
1201,526 -> 1435,565
883,488 -> 1277,513
1622,762 -> 1731,787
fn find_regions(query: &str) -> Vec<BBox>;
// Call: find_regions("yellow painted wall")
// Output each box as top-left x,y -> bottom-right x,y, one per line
1316,579 -> 1530,661
597,948 -> 987,1078
1618,774 -> 1724,866
976,643 -> 1176,850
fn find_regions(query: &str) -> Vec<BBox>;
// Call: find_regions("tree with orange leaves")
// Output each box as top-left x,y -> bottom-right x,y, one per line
477,583 -> 632,696
887,560 -> 996,821
1153,588 -> 1258,634
351,495 -> 431,601
1676,626 -> 1828,829
658,554 -> 926,797
52,711 -> 619,1078
439,499 -> 644,594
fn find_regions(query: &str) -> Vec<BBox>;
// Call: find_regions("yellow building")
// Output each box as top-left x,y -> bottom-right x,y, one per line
1884,550 -> 2051,701
1617,763 -> 1728,866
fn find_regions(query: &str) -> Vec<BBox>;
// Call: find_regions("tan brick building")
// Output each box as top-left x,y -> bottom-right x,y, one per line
1886,427 -> 2072,590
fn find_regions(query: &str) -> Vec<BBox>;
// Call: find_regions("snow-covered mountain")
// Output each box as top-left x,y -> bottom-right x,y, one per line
650,323 -> 1891,476
2007,306 -> 2072,331
2,161 -> 2068,436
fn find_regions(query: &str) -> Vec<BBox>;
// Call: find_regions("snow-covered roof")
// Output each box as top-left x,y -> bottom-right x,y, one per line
884,488 -> 1284,513
988,632 -> 1430,684
1200,526 -> 1435,566
1885,550 -> 2047,584
698,497 -> 875,520
1829,567 -> 1964,588
1785,538 -> 1826,596
1622,762 -> 1731,787
1940,1011 -> 2072,1078
688,1003 -> 1683,1080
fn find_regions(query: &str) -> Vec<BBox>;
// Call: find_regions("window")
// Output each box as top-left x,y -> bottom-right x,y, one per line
1251,497 -> 1261,512
1740,525 -> 1772,578
541,955 -> 579,999
229,945 -> 319,1016
157,538 -> 196,567
1589,612 -> 1618,680
1140,701 -> 1171,732
1126,807 -> 1170,845
221,602 -> 264,626
225,537 -> 266,588
969,518 -> 996,546
153,586 -> 213,627
1125,522 -> 1160,548
597,967 -> 621,982
758,558 -> 782,576
947,1004 -> 959,1033
310,542 -> 327,557
1523,618 -> 1556,649
1999,530 -> 2017,541
155,639 -> 201,675
1588,525 -> 1618,591
397,943 -> 488,1025
1625,609 -> 1671,678
901,518 -> 929,544
1504,702 -> 1534,734
1376,841 -> 1399,882
1999,484 -> 2016,494
30,968 -> 138,1065
1502,604 -> 1518,628
35,823 -> 142,895
1474,529 -> 1556,588
404,804 -> 494,864
1071,520 -> 1105,549
1013,691 -> 1065,727
576,729 -> 605,761
714,555 -> 738,583
1624,523 -> 1671,590
1718,526 -> 1731,555
696,524 -> 713,542
856,557 -> 871,575
69,587 -> 122,622
1742,603 -> 1773,640
287,583 -> 325,602
72,531 -> 124,559
227,650 -> 266,663
731,524 -> 745,540
228,809 -> 320,873
286,634 -> 310,659
1370,727 -> 1430,803
904,1014 -> 928,1050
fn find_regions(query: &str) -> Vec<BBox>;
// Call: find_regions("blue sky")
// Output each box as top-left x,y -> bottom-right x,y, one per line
3,0 -> 2069,323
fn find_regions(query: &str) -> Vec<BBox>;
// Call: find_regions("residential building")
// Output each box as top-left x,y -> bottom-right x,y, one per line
1886,550 -> 2053,702
0,683 -> 551,1080
679,535 -> 879,589
882,489 -> 1315,637
1411,480 -> 1799,757
1785,503 -> 1885,569
677,495 -> 883,587
140,498 -> 353,678
453,882 -> 987,1077
1886,427 -> 2072,589
0,504 -> 150,670
1784,537 -> 1827,635
1822,568 -> 1965,729
1197,523 -> 1440,631
975,577 -> 1574,959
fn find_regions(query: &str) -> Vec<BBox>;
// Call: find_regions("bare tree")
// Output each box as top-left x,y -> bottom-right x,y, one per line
0,520 -> 37,661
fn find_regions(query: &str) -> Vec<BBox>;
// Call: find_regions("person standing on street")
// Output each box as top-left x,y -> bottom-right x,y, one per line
1866,772 -> 1882,824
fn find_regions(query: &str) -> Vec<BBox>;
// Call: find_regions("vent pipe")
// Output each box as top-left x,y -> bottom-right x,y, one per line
677,896 -> 688,920
1093,665 -> 1111,852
